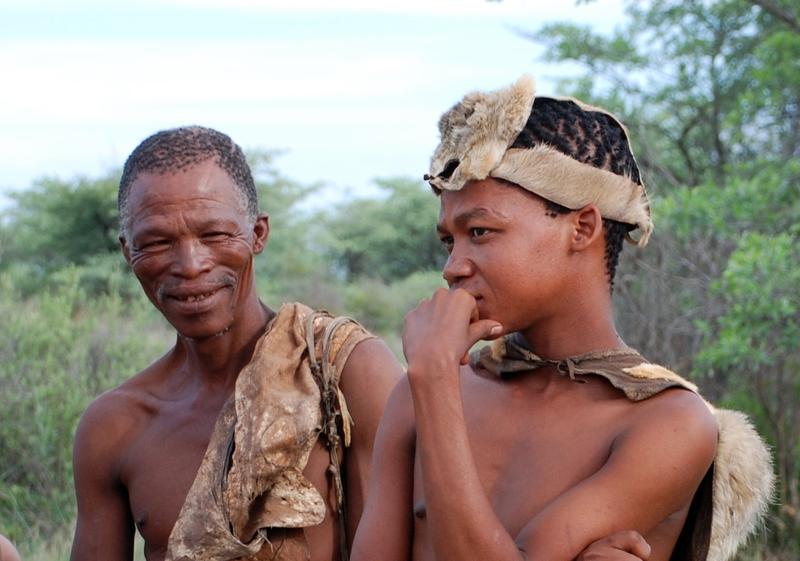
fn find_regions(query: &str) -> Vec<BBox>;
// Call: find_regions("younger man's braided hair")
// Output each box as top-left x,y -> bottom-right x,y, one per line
512,97 -> 639,291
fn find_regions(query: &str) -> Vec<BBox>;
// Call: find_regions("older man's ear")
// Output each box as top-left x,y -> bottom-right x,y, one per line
251,213 -> 270,254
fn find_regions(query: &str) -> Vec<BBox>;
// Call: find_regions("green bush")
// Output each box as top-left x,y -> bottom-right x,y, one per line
343,270 -> 445,354
0,268 -> 170,547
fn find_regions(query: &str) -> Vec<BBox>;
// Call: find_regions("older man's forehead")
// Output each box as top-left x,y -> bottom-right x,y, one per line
128,161 -> 245,208
130,209 -> 242,236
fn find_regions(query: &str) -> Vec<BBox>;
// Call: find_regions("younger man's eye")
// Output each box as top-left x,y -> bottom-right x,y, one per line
439,236 -> 454,251
470,227 -> 490,238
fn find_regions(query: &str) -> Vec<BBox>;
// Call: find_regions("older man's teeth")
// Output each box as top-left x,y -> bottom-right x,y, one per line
179,291 -> 216,302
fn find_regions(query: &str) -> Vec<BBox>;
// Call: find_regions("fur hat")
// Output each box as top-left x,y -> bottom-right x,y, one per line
426,75 -> 653,246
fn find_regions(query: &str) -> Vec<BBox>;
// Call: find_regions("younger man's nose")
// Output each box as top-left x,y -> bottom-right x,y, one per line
442,253 -> 475,286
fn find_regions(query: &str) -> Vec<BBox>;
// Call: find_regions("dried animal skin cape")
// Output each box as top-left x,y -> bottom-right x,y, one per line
474,334 -> 774,561
166,303 -> 373,561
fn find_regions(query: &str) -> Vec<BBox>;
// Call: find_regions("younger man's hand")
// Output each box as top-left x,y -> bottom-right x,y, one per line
575,531 -> 651,561
402,288 -> 502,371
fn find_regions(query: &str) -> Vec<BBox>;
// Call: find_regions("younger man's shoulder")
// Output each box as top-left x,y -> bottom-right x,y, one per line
616,383 -> 719,473
631,385 -> 718,435
618,360 -> 719,441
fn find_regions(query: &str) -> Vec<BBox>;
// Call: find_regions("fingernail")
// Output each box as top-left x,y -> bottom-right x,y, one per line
490,325 -> 502,336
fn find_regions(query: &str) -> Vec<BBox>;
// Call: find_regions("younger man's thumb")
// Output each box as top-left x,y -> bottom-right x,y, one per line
469,320 -> 503,343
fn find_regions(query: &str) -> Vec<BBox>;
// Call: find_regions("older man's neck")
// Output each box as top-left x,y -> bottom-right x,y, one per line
177,295 -> 273,388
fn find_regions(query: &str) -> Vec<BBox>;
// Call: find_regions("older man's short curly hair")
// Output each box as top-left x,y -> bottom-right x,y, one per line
118,126 -> 257,236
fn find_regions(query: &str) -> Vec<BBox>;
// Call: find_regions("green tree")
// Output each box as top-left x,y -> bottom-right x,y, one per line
697,233 -> 800,553
0,267 -> 169,548
1,172 -> 120,269
246,151 -> 343,310
321,177 -> 444,282
531,0 -> 800,191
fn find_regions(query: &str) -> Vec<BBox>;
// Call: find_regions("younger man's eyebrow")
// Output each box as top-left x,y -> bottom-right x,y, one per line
437,207 -> 511,233
454,207 -> 511,227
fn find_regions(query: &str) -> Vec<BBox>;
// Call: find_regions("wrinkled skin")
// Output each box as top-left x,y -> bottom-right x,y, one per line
70,159 -> 402,561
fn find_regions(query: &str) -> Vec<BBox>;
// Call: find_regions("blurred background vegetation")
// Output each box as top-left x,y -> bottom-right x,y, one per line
1,0 -> 798,559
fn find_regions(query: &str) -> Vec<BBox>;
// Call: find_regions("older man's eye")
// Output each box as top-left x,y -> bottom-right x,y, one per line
140,239 -> 170,250
204,231 -> 231,241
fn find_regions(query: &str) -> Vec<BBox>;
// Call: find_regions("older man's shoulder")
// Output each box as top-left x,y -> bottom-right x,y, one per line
74,350 -> 177,467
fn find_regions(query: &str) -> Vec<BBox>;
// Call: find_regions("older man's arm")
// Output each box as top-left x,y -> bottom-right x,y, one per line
339,338 -> 405,543
70,394 -> 136,561
0,534 -> 22,561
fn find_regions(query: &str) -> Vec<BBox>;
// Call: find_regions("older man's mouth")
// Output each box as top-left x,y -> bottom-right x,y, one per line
161,285 -> 231,313
171,290 -> 220,303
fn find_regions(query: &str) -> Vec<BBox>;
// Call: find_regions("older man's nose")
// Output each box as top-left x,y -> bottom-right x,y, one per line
172,240 -> 212,278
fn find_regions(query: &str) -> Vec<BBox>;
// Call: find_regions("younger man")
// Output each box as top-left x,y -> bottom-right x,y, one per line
352,77 -> 772,561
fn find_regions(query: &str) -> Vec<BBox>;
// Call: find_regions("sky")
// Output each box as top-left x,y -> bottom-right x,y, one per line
0,0 -> 627,209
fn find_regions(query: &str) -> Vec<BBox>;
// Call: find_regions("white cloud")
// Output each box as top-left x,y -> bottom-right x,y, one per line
0,0 -> 627,198
131,0 -> 552,16
0,38 -> 432,126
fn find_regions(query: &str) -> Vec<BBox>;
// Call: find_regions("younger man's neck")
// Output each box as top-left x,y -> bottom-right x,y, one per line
519,290 -> 625,360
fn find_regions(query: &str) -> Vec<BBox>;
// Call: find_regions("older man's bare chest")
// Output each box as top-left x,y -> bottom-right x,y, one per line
411,369 -> 633,557
117,391 -> 337,561
118,392 -> 227,559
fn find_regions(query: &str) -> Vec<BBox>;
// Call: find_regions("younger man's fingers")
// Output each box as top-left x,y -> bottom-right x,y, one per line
599,548 -> 649,561
576,531 -> 651,561
467,320 -> 503,344
608,531 -> 651,559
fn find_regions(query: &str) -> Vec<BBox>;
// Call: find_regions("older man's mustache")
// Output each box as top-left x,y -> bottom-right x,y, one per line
156,274 -> 237,303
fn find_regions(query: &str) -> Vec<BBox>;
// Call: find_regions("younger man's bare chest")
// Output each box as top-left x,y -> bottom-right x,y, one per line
412,370 -> 632,538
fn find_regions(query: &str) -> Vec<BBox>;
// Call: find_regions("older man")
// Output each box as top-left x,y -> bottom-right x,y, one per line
70,126 -> 401,561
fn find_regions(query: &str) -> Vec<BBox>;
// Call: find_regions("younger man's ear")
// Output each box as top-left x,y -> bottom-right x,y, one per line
252,213 -> 270,254
570,204 -> 603,251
